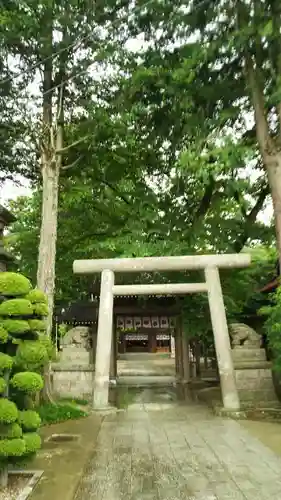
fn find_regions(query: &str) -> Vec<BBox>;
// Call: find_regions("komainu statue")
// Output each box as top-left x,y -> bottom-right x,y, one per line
228,323 -> 261,348
61,326 -> 90,349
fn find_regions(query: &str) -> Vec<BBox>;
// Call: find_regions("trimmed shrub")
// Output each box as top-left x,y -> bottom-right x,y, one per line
23,432 -> 41,454
0,299 -> 33,317
29,319 -> 47,332
18,410 -> 41,431
0,273 -> 51,485
10,372 -> 44,393
0,326 -> 8,344
0,353 -> 13,372
0,377 -> 7,394
15,341 -> 49,371
2,319 -> 30,335
0,273 -> 31,297
0,422 -> 22,439
25,289 -> 48,305
0,438 -> 26,457
0,399 -> 18,424
32,302 -> 49,317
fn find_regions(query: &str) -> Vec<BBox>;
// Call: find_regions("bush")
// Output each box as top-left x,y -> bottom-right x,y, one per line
0,326 -> 8,344
15,341 -> 49,371
0,422 -> 22,439
32,303 -> 49,317
0,399 -> 18,424
23,432 -> 41,454
10,372 -> 44,393
0,273 -> 32,297
37,403 -> 88,425
0,273 -> 50,484
29,319 -> 47,332
0,299 -> 33,317
2,319 -> 30,335
25,289 -> 48,305
0,377 -> 7,393
0,438 -> 26,457
0,353 -> 13,372
18,410 -> 41,431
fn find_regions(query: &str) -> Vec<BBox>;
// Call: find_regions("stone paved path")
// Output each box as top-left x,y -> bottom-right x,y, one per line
75,398 -> 281,500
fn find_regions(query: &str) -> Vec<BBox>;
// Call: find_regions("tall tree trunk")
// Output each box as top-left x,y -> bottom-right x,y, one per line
0,467 -> 8,489
37,156 -> 59,335
264,154 -> 281,268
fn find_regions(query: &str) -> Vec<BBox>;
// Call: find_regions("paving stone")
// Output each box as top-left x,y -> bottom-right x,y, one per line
74,391 -> 281,500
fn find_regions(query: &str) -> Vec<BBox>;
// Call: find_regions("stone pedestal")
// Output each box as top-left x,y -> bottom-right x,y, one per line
232,347 -> 279,407
60,346 -> 90,366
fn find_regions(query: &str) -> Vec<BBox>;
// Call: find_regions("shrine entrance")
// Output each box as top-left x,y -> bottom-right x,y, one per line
73,253 -> 251,411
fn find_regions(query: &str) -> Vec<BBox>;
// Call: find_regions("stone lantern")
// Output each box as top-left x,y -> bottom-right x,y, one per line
0,204 -> 16,272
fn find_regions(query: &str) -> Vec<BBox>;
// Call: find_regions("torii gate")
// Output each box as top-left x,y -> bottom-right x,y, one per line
73,253 -> 251,411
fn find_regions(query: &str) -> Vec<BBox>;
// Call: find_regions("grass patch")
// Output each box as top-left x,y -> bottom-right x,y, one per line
37,403 -> 88,425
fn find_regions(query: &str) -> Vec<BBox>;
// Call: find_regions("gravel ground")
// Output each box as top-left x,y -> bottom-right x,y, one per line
1,474 -> 28,500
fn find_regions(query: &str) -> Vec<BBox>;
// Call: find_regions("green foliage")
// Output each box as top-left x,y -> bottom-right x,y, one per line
0,399 -> 18,424
18,410 -> 41,432
33,303 -> 49,317
37,334 -> 55,361
0,353 -> 13,372
37,403 -> 88,425
25,289 -> 48,305
29,319 -> 47,332
0,299 -> 33,317
0,438 -> 25,457
15,341 -> 49,371
260,287 -> 281,371
10,372 -> 44,393
0,273 -> 31,297
2,319 -> 30,335
23,432 -> 41,454
0,327 -> 8,344
0,423 -> 22,439
0,377 -> 7,394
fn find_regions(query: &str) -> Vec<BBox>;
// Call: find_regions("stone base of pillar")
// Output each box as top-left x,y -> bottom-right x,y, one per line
232,348 -> 280,407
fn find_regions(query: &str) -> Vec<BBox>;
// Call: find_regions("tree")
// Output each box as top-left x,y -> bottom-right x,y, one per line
0,272 -> 49,489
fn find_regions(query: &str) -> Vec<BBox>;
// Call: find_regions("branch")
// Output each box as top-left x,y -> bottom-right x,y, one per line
55,135 -> 89,154
233,185 -> 270,252
191,176 -> 216,226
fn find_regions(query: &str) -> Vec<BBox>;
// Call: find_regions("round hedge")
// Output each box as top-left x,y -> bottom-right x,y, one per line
23,432 -> 41,454
38,334 -> 54,360
33,302 -> 49,317
0,352 -> 13,372
29,319 -> 47,332
0,298 -> 33,317
0,438 -> 26,457
25,289 -> 48,305
0,422 -> 22,439
18,410 -> 41,431
0,273 -> 32,297
15,341 -> 49,371
0,326 -> 8,343
10,372 -> 44,393
2,319 -> 30,335
0,399 -> 18,424
0,376 -> 7,393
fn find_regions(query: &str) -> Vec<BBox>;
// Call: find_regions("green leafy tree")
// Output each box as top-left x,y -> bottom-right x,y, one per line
0,273 -> 49,489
